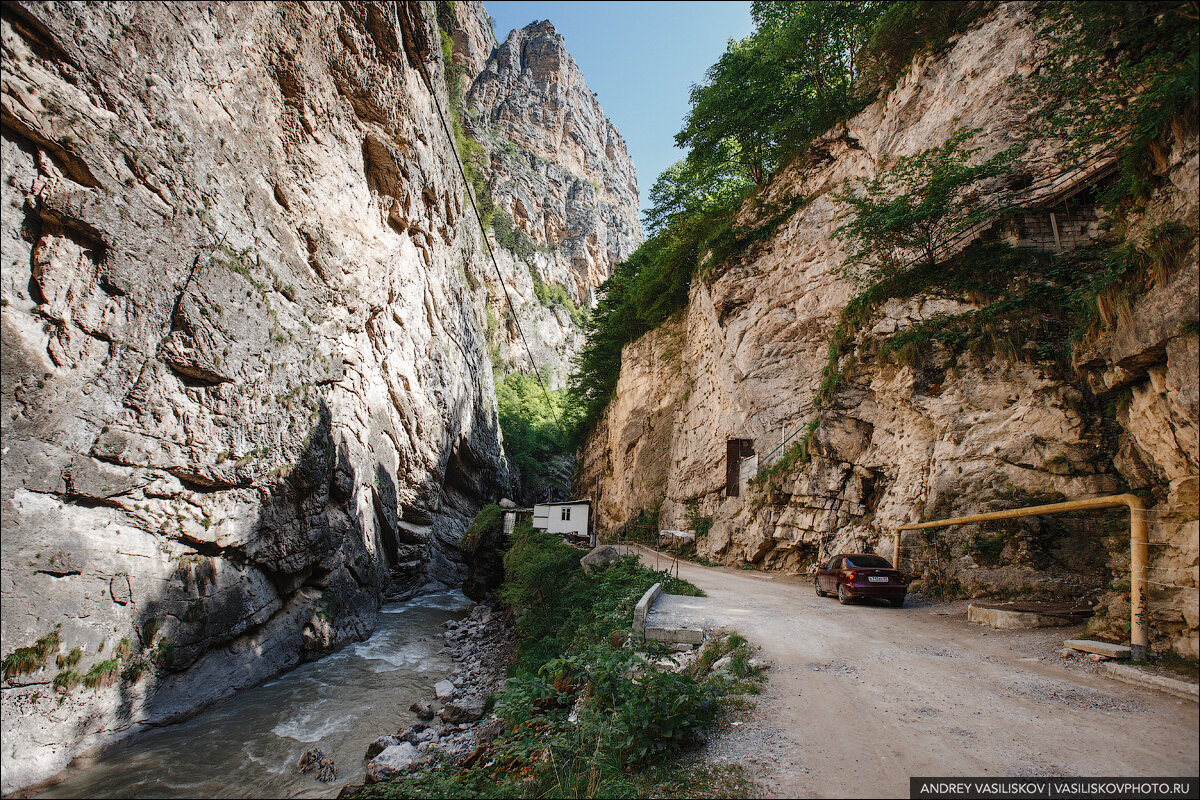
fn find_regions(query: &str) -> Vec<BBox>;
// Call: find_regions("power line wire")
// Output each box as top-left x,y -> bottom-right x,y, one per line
394,2 -> 569,444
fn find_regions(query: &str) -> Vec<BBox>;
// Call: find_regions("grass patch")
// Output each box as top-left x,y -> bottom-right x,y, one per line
83,659 -> 121,689
2,626 -> 62,679
56,646 -> 82,669
461,504 -> 504,556
1154,651 -> 1199,681
53,668 -> 82,693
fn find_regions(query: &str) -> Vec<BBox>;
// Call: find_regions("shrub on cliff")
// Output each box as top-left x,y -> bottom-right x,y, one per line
1019,1 -> 1198,209
564,2 -> 988,444
460,505 -> 504,556
832,126 -> 1017,286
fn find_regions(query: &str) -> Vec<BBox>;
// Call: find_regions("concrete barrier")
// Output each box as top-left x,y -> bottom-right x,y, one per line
633,582 -> 662,632
644,625 -> 705,645
967,603 -> 1081,629
1103,663 -> 1198,702
1064,639 -> 1131,659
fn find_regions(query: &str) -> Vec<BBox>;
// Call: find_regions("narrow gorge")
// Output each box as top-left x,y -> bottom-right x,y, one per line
579,4 -> 1198,660
1,1 -> 1197,797
1,1 -> 635,792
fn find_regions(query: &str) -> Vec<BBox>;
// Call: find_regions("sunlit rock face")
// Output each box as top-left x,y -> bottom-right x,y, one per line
0,1 -> 512,791
580,3 -> 1197,659
461,17 -> 642,388
1,1 -> 640,790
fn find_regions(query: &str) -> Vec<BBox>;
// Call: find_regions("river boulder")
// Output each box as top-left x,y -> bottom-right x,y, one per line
365,743 -> 431,783
441,695 -> 487,723
296,748 -> 336,783
364,736 -> 401,760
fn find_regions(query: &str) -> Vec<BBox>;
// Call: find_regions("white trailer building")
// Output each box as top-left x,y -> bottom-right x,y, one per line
531,500 -> 592,544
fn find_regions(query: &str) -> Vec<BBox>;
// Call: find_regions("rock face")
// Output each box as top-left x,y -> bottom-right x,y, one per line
460,18 -> 642,388
580,4 -> 1197,658
0,2 -> 633,793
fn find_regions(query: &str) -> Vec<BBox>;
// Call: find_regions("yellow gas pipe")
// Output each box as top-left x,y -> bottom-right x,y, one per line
891,494 -> 1150,660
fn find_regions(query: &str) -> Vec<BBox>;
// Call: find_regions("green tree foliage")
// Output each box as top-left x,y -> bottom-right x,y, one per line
1019,1 -> 1198,208
832,128 -> 1017,286
641,149 -> 752,237
565,2 -> 990,444
496,372 -> 570,499
680,2 -> 879,186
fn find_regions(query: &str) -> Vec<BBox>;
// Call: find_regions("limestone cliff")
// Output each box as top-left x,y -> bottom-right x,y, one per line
580,5 -> 1198,658
460,18 -> 642,388
0,1 -> 632,792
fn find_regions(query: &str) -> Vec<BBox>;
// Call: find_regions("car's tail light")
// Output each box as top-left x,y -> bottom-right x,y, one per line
898,572 -> 905,583
845,570 -> 857,581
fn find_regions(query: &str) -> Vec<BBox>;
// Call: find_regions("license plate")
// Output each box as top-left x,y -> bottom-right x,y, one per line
868,576 -> 888,582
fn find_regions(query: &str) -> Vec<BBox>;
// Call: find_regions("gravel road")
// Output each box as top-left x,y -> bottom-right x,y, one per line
623,548 -> 1199,798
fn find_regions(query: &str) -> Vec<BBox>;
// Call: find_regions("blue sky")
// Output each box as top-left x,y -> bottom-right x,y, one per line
486,1 -> 754,218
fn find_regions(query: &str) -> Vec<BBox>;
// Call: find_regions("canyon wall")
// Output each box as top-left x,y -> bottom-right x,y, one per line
580,4 -> 1198,657
461,17 -> 642,388
0,1 -> 634,792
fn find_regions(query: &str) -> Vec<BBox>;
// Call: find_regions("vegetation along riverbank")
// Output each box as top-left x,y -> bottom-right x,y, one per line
344,514 -> 765,798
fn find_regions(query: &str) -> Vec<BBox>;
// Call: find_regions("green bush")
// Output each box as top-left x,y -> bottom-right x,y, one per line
544,646 -> 718,765
461,504 -> 504,556
684,498 -> 713,540
353,522 -> 730,799
832,127 -> 1017,286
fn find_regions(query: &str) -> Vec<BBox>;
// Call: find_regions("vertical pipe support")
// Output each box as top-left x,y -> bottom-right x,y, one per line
1126,494 -> 1149,661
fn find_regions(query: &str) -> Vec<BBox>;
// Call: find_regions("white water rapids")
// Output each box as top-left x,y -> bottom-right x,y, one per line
36,591 -> 471,799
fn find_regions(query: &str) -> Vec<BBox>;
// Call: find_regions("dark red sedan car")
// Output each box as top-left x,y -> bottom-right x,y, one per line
815,553 -> 907,607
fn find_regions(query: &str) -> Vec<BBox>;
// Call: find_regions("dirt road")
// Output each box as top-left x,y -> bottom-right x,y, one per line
623,548 -> 1199,798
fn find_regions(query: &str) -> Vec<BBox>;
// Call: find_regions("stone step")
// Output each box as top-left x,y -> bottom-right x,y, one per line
968,603 -> 1084,630
1063,639 -> 1131,659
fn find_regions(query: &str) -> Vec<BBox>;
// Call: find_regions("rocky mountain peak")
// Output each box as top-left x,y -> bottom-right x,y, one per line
435,9 -> 641,391
469,20 -> 638,220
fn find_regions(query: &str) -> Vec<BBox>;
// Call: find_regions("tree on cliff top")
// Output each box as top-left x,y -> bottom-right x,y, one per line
678,1 -> 879,187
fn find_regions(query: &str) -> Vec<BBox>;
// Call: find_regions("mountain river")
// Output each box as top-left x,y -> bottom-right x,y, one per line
36,591 -> 471,799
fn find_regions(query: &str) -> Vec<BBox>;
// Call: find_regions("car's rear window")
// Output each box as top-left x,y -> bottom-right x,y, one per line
846,555 -> 891,568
